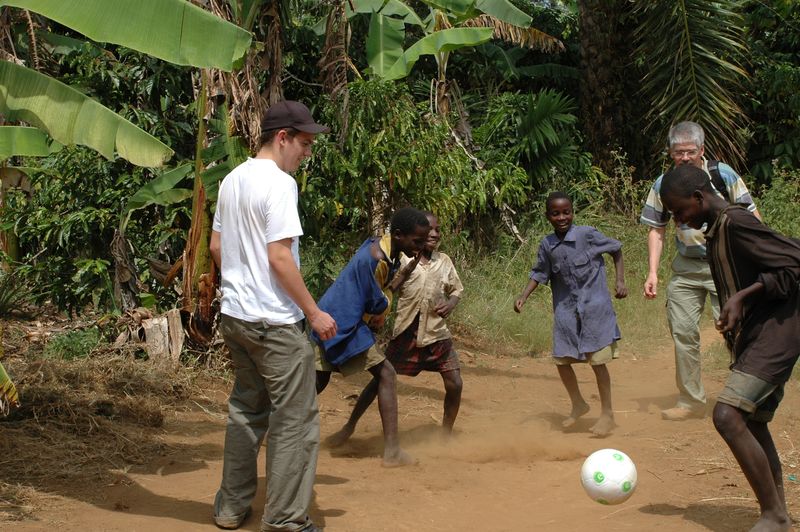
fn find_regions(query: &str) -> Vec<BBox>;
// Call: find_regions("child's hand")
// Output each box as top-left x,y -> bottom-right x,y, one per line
367,314 -> 386,331
615,281 -> 628,299
435,297 -> 458,318
716,294 -> 744,333
388,253 -> 421,292
513,297 -> 526,313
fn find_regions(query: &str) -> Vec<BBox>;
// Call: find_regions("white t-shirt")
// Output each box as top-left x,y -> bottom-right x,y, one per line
212,158 -> 304,324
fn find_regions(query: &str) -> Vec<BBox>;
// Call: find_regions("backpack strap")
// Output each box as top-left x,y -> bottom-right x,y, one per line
706,159 -> 729,200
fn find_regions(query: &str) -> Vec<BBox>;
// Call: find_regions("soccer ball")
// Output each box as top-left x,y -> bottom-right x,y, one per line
580,448 -> 637,505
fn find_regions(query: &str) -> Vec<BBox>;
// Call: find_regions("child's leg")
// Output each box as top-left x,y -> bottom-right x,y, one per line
589,364 -> 615,436
368,360 -> 415,467
316,370 -> 331,394
748,419 -> 787,513
326,377 -> 379,447
556,364 -> 589,428
440,369 -> 462,433
713,403 -> 790,530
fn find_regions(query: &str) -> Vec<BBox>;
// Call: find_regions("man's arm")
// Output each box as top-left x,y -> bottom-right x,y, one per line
210,230 -> 221,269
267,238 -> 336,340
644,226 -> 665,299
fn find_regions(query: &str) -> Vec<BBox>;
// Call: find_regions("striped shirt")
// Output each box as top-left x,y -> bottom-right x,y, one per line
706,206 -> 800,383
640,160 -> 756,258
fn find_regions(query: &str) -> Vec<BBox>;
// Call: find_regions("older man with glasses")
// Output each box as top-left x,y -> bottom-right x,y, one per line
640,121 -> 760,421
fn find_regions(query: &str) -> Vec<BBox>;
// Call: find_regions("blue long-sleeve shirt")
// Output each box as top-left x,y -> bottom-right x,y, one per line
530,225 -> 622,358
313,235 -> 398,366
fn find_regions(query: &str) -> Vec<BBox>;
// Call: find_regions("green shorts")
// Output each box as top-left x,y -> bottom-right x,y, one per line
315,344 -> 385,377
716,369 -> 784,423
553,341 -> 618,366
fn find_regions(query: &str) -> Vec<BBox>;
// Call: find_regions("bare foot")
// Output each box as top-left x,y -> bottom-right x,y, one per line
562,402 -> 590,428
381,448 -> 417,468
749,513 -> 792,532
324,425 -> 354,448
590,415 -> 616,437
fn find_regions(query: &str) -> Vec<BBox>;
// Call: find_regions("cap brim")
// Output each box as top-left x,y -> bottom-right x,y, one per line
295,123 -> 330,134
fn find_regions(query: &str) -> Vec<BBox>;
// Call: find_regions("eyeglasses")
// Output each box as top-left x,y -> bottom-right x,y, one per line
671,149 -> 700,158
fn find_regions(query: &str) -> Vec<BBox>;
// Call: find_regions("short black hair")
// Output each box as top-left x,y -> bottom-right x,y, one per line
259,126 -> 300,147
661,165 -> 714,199
390,207 -> 430,235
545,191 -> 571,211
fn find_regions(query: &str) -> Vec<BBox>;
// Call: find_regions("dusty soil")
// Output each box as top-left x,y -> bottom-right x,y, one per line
8,330 -> 800,532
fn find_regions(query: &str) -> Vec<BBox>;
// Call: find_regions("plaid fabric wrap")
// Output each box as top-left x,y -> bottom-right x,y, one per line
385,315 -> 460,376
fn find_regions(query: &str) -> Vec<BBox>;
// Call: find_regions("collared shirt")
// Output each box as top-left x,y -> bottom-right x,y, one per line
313,234 -> 400,365
392,251 -> 464,347
640,159 -> 756,258
705,206 -> 800,384
530,225 -> 622,358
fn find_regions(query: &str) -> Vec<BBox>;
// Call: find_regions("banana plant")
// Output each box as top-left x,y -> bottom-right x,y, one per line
352,0 -> 562,114
0,0 -> 252,167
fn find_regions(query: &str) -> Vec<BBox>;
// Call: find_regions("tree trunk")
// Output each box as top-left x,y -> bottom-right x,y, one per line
577,1 -> 643,176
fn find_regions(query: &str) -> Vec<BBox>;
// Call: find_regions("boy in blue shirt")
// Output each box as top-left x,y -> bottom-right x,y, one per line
514,192 -> 627,436
314,207 -> 430,467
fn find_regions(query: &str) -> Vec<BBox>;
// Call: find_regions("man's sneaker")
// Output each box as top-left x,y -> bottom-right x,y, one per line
214,507 -> 251,530
661,406 -> 704,421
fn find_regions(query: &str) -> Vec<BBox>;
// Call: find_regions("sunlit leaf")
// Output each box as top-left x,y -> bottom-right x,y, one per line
1,0 -> 252,71
0,61 -> 174,167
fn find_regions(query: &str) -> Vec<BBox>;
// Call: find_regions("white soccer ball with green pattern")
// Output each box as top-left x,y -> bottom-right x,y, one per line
580,448 -> 637,505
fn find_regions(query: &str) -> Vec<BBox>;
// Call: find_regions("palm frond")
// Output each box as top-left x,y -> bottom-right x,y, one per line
633,0 -> 750,168
461,15 -> 564,53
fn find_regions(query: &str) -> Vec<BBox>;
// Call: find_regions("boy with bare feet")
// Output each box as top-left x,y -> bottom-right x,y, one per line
326,212 -> 464,446
314,207 -> 430,467
514,192 -> 627,437
662,165 -> 800,532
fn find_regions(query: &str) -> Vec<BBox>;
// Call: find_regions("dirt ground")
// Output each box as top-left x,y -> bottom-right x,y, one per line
9,328 -> 800,532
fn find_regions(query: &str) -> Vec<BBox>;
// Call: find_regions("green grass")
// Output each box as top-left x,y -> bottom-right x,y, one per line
42,328 -> 101,360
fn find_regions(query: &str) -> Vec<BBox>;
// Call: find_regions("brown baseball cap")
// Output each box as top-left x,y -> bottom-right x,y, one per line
260,100 -> 330,134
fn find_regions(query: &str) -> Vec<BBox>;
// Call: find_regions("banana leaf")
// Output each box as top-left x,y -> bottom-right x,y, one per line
347,0 -> 425,26
382,26 -> 493,80
0,61 -> 174,167
366,13 -> 406,78
0,359 -> 20,417
0,125 -> 53,160
0,0 -> 252,71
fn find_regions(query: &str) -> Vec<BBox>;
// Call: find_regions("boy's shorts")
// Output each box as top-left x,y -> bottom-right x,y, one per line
315,344 -> 385,377
553,341 -> 618,366
385,316 -> 460,376
716,369 -> 784,423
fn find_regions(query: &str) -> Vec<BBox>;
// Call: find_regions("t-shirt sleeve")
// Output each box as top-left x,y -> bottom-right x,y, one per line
212,204 -> 222,232
719,162 -> 756,212
530,241 -> 551,285
264,178 -> 303,244
586,227 -> 622,257
640,176 -> 670,228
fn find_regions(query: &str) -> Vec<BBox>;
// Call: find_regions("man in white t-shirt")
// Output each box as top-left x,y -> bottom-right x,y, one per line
209,100 -> 336,532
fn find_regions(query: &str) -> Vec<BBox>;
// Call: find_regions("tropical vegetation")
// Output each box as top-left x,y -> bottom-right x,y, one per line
0,0 -> 798,353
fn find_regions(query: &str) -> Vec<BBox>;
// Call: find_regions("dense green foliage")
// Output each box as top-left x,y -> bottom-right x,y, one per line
1,0 -> 799,320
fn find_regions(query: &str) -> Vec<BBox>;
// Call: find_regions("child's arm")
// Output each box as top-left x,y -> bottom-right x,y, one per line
716,281 -> 764,333
386,252 -> 421,292
514,279 -> 539,313
435,295 -> 460,318
610,249 -> 628,299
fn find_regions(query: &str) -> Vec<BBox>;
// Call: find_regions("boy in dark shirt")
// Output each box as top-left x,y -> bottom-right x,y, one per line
661,164 -> 800,532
